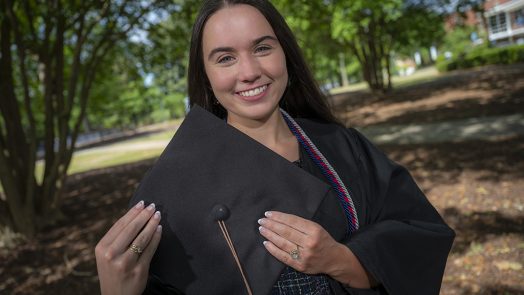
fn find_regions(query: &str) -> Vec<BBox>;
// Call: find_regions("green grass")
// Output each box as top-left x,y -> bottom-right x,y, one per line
0,132 -> 170,194
30,129 -> 176,182
330,66 -> 440,95
67,148 -> 165,175
66,129 -> 176,174
122,130 -> 175,144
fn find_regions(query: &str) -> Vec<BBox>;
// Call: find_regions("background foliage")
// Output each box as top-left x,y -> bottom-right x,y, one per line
0,0 -> 503,236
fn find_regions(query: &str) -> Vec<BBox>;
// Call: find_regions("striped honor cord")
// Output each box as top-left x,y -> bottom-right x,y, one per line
281,109 -> 359,234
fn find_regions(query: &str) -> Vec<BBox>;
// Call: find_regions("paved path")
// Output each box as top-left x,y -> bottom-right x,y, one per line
357,114 -> 524,145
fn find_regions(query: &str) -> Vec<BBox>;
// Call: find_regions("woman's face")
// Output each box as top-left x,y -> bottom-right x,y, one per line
202,4 -> 288,124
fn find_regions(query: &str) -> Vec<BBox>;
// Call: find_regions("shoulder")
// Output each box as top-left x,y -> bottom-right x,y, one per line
294,118 -> 362,151
294,117 -> 348,138
294,118 -> 390,168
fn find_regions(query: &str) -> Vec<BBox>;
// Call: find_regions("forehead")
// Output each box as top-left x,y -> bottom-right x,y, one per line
202,4 -> 276,51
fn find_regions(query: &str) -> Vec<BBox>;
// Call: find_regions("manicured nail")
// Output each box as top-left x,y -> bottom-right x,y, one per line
258,218 -> 266,225
147,203 -> 155,211
135,200 -> 144,209
263,241 -> 268,246
154,211 -> 161,219
258,226 -> 264,233
265,211 -> 272,217
156,225 -> 162,232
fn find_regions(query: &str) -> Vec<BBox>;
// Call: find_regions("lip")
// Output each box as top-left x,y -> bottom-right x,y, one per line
235,84 -> 270,102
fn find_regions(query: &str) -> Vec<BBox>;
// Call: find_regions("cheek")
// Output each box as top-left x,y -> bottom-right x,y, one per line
207,69 -> 235,94
267,53 -> 288,82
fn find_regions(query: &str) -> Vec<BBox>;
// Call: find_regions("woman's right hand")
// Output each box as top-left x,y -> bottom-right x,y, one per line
95,201 -> 162,295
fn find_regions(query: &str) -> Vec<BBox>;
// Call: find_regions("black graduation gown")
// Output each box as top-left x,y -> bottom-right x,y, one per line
294,118 -> 455,295
131,106 -> 455,295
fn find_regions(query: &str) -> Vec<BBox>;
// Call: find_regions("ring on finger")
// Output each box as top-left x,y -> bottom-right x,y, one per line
129,243 -> 143,256
289,245 -> 300,260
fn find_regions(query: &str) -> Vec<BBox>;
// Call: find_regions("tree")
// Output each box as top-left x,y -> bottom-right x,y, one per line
139,0 -> 200,117
0,0 -> 172,236
393,4 -> 446,61
331,0 -> 446,92
455,0 -> 489,45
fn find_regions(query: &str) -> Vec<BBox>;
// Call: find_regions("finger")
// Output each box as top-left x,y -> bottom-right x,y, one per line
262,240 -> 301,270
258,217 -> 306,246
99,200 -> 145,246
111,203 -> 157,253
138,223 -> 163,265
259,225 -> 298,254
127,210 -> 162,261
265,211 -> 314,233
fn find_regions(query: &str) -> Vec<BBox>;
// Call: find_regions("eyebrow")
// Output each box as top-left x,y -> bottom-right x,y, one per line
207,35 -> 278,61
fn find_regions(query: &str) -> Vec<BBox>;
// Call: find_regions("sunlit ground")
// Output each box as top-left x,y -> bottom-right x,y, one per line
330,66 -> 440,94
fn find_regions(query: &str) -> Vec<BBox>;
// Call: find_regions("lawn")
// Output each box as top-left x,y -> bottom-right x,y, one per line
329,66 -> 440,95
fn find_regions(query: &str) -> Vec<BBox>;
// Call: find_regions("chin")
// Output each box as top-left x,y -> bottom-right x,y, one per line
235,103 -> 281,122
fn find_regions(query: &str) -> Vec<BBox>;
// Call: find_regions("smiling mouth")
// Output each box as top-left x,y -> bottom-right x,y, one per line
237,84 -> 268,97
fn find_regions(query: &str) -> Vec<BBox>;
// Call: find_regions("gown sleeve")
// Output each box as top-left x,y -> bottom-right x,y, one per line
339,128 -> 455,295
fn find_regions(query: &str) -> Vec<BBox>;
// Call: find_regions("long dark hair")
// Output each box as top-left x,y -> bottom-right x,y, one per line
188,0 -> 339,124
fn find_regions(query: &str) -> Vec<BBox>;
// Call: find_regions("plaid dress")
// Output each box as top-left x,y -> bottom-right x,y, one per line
271,266 -> 333,295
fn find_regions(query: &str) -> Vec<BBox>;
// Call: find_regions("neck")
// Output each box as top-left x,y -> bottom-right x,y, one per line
227,109 -> 288,146
227,109 -> 298,161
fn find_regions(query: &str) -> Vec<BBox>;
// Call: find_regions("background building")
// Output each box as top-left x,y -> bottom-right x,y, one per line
486,0 -> 524,45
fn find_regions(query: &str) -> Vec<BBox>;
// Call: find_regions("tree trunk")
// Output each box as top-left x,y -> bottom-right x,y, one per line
0,0 -> 163,236
338,53 -> 349,87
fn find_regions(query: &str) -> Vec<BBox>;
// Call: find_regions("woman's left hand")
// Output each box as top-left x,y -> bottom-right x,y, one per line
258,211 -> 344,276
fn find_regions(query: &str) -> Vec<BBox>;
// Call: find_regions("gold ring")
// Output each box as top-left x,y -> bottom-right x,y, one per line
129,244 -> 143,255
289,246 -> 300,260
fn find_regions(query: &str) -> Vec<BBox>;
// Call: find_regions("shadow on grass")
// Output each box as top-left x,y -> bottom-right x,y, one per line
443,207 -> 524,255
363,93 -> 524,127
380,136 -> 524,185
332,63 -> 524,127
0,157 -> 157,295
445,281 -> 524,295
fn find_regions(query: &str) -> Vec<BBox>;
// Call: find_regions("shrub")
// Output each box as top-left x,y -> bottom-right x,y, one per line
436,44 -> 524,72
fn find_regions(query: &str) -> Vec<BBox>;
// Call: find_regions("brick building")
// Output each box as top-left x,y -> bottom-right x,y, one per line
485,0 -> 524,45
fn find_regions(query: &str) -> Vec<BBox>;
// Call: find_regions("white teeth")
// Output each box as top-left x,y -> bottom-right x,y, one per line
239,85 -> 267,97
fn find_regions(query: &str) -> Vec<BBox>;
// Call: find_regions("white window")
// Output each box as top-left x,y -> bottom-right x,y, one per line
489,13 -> 507,34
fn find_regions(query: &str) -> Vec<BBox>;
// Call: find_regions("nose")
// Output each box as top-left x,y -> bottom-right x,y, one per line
237,56 -> 261,83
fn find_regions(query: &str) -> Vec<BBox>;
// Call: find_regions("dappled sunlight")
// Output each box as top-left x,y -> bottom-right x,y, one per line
334,64 -> 524,128
442,233 -> 524,295
0,158 -> 156,294
359,115 -> 524,144
345,89 -> 500,127
382,137 -> 524,295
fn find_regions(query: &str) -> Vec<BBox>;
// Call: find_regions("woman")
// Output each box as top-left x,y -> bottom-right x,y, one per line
95,0 -> 455,294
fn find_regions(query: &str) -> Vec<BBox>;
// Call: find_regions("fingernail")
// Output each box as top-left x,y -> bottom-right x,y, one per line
147,203 -> 155,211
263,241 -> 268,246
258,226 -> 265,233
154,211 -> 161,219
258,218 -> 265,225
135,200 -> 144,209
265,211 -> 272,217
156,225 -> 162,232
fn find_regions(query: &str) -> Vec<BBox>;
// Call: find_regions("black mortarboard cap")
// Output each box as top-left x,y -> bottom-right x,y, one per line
131,105 -> 346,294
